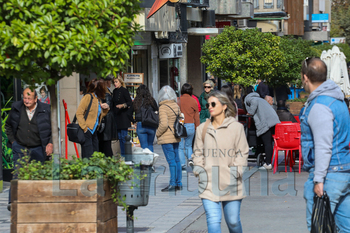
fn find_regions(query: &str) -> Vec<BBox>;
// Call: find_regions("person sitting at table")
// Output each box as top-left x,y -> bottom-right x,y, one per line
276,100 -> 297,123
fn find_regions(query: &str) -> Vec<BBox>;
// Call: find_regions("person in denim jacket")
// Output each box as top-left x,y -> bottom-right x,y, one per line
301,58 -> 350,232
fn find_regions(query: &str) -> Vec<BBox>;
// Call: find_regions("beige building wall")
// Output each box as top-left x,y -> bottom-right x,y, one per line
256,21 -> 279,33
59,73 -> 81,157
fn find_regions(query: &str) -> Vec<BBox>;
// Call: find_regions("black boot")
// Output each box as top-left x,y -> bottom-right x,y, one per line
176,186 -> 183,191
161,185 -> 177,192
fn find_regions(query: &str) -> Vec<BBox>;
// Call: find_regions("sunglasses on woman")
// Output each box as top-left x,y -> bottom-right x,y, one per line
206,102 -> 216,109
204,86 -> 211,89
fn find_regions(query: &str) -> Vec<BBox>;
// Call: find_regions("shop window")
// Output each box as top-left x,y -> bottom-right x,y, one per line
264,0 -> 274,9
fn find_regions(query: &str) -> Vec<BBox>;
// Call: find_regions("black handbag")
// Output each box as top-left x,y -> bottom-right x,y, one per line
164,104 -> 187,138
67,94 -> 93,144
140,99 -> 159,128
311,191 -> 336,233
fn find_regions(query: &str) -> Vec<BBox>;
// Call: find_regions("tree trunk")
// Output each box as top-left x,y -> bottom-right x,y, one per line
48,84 -> 60,156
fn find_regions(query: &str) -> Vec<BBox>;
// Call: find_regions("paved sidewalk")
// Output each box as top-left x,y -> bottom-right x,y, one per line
0,145 -> 311,233
0,182 -> 10,233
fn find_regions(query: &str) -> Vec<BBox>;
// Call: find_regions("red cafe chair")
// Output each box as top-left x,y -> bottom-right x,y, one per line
272,123 -> 303,174
294,115 -> 300,123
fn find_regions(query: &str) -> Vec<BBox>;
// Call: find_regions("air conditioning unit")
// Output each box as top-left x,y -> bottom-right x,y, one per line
159,43 -> 183,59
238,19 -> 248,28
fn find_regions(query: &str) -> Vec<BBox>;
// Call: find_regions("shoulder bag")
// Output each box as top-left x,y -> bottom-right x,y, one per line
67,93 -> 93,144
141,99 -> 159,128
164,104 -> 187,138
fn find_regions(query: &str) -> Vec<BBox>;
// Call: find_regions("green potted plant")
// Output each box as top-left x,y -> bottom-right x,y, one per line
298,91 -> 309,99
286,97 -> 308,115
10,152 -> 143,233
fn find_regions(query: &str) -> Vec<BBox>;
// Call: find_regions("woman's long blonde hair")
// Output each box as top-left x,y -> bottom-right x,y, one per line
208,91 -> 237,118
113,75 -> 126,88
233,85 -> 241,99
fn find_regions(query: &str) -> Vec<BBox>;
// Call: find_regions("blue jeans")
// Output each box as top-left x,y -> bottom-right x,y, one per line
202,199 -> 243,233
117,129 -> 128,156
304,172 -> 350,232
136,122 -> 156,152
161,143 -> 182,186
9,141 -> 46,203
179,123 -> 195,167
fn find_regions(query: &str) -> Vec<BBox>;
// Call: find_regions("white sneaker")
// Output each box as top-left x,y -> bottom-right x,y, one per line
260,163 -> 272,170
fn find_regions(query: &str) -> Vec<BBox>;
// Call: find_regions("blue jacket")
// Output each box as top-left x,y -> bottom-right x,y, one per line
300,80 -> 350,183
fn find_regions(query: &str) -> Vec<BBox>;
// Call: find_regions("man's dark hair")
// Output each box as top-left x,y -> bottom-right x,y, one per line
277,100 -> 286,108
301,57 -> 327,83
23,87 -> 37,98
181,83 -> 193,95
209,78 -> 216,84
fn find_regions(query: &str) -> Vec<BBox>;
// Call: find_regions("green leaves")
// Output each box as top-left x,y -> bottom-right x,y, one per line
0,0 -> 141,84
201,27 -> 318,87
201,27 -> 286,86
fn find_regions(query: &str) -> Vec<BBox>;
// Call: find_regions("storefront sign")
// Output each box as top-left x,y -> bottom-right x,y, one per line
312,14 -> 329,23
123,73 -> 144,83
331,37 -> 346,45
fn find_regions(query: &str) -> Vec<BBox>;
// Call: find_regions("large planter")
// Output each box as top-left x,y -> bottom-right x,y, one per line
286,101 -> 305,115
11,180 -> 118,233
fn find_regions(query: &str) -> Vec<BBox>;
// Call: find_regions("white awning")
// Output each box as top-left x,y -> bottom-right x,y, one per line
187,28 -> 219,35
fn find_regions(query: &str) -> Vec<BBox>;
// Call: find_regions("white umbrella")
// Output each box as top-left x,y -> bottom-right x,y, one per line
320,49 -> 332,79
321,46 -> 350,95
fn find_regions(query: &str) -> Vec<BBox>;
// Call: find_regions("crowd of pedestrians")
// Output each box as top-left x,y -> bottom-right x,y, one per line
5,61 -> 350,232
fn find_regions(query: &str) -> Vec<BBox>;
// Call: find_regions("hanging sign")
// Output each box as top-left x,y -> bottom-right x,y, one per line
123,73 -> 144,84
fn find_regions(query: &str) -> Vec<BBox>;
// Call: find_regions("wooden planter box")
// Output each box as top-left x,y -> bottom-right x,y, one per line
286,101 -> 305,115
11,180 -> 118,233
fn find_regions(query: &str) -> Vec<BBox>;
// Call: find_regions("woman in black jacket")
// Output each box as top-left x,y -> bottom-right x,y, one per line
133,85 -> 158,152
112,75 -> 132,156
98,77 -> 117,157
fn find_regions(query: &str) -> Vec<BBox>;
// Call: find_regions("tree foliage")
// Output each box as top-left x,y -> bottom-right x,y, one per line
0,0 -> 141,85
311,43 -> 350,62
201,27 -> 286,87
276,36 -> 318,87
0,0 -> 141,155
331,0 -> 350,44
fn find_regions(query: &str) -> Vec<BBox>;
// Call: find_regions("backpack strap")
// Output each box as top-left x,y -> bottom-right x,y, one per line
73,93 -> 93,123
202,119 -> 210,143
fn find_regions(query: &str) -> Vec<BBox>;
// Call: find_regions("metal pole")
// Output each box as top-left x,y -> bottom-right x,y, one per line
57,81 -> 61,156
63,100 -> 68,159
126,206 -> 137,233
125,135 -> 132,161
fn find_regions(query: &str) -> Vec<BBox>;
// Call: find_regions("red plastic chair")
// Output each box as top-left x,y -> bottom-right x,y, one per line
272,123 -> 303,174
294,115 -> 300,123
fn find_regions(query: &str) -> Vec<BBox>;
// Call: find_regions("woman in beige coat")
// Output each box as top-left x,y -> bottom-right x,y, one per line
156,85 -> 182,192
192,91 -> 249,233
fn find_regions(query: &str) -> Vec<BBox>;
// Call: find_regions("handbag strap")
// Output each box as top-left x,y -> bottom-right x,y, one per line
164,104 -> 180,117
72,93 -> 93,123
164,104 -> 179,134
